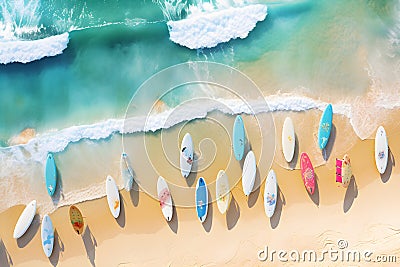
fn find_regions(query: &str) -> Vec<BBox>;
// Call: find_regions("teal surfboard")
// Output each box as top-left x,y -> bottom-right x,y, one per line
318,104 -> 333,150
45,153 -> 57,196
233,115 -> 245,161
195,177 -> 208,223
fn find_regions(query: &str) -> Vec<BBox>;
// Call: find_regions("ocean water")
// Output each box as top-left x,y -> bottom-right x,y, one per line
0,0 -> 399,213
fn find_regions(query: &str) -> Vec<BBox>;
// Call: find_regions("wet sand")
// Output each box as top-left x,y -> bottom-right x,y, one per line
1,108 -> 400,266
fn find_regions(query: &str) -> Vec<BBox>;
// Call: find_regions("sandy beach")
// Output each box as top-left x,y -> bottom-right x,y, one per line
0,107 -> 399,267
1,0 -> 399,266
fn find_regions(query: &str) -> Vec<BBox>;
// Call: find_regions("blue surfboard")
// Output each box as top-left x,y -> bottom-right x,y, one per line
233,115 -> 245,161
318,104 -> 333,150
195,177 -> 208,223
45,153 -> 57,196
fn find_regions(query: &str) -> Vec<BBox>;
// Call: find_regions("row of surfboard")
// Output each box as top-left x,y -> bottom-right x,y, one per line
12,200 -> 54,257
8,154 -> 58,258
176,115 -> 277,223
283,104 -> 389,189
10,174 -> 123,259
11,104 -> 390,258
281,103 -> 333,165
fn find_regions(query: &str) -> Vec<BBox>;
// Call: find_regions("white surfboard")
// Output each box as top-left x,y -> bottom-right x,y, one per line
180,133 -> 194,178
375,126 -> 388,174
13,200 -> 37,239
41,214 -> 54,258
242,151 -> 256,196
120,152 -> 134,191
282,117 -> 295,162
106,175 -> 120,218
216,170 -> 231,214
264,170 -> 278,218
157,176 -> 173,221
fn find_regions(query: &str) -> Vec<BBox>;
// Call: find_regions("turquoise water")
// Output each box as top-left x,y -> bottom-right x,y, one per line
0,0 -> 399,212
0,0 -> 398,145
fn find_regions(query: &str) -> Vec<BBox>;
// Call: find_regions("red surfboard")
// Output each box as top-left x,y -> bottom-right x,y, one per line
300,152 -> 315,195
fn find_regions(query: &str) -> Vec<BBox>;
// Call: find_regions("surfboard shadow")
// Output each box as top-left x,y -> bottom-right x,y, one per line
49,229 -> 64,267
82,226 -> 97,267
247,167 -> 261,208
17,214 -> 40,248
322,124 -> 336,161
202,190 -> 213,233
129,179 -> 140,207
288,134 -> 300,170
116,195 -> 126,228
226,194 -> 240,230
308,174 -> 320,207
244,135 -> 251,159
343,176 -> 358,213
380,147 -> 395,183
270,185 -> 285,229
0,239 -> 12,267
167,199 -> 178,234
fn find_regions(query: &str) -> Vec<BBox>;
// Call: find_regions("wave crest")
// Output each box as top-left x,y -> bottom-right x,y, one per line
1,92 -> 399,214
0,32 -> 69,64
167,4 -> 267,49
1,93 -> 354,161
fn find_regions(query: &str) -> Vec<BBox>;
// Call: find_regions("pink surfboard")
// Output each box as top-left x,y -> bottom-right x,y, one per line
300,152 -> 315,195
335,158 -> 343,183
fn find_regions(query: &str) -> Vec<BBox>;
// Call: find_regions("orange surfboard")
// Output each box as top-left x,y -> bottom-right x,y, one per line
300,152 -> 315,195
69,205 -> 84,235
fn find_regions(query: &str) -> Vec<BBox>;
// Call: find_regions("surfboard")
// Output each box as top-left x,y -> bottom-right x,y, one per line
341,154 -> 352,188
216,170 -> 231,214
375,126 -> 388,174
69,205 -> 84,235
264,170 -> 278,218
106,175 -> 120,218
45,153 -> 57,196
13,200 -> 37,239
180,133 -> 193,178
282,117 -> 295,162
120,152 -> 134,192
242,151 -> 256,196
41,214 -> 54,258
195,177 -> 208,223
233,115 -> 246,161
300,152 -> 315,195
157,176 -> 173,221
318,104 -> 333,150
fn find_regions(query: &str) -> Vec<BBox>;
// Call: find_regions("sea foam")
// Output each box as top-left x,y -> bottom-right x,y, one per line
1,93 -> 398,215
0,94 -> 356,164
167,4 -> 267,49
0,32 -> 69,64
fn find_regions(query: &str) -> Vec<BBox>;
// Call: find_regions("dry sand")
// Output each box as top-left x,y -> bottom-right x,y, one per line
1,108 -> 400,266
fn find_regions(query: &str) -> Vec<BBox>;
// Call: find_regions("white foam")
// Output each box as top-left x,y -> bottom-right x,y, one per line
1,92 -> 399,215
0,93 -> 351,162
167,4 -> 267,49
0,32 -> 69,64
40,182 -> 107,216
2,92 -> 396,166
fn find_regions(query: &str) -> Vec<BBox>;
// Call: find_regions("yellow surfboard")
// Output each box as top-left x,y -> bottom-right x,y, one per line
216,170 -> 231,214
69,205 -> 84,235
341,154 -> 352,188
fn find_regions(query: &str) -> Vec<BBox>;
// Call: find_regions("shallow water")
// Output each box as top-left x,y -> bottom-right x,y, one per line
0,0 -> 399,212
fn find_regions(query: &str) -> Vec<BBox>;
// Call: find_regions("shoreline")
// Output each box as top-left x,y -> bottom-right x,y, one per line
1,107 -> 399,266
